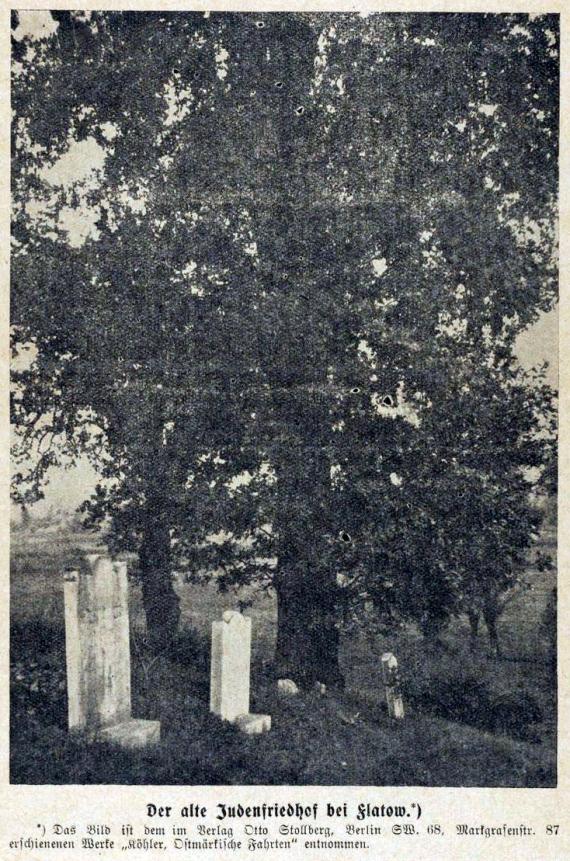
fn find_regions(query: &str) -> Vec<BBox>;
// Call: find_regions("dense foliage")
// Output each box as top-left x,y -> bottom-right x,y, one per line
12,12 -> 557,676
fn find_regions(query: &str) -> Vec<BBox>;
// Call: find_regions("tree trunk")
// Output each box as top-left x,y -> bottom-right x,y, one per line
139,513 -> 180,652
270,441 -> 343,688
21,503 -> 31,529
420,612 -> 447,649
480,591 -> 502,658
274,577 -> 344,689
467,609 -> 480,652
483,606 -> 501,659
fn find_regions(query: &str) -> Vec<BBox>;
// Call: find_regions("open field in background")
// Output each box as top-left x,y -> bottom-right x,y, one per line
10,523 -> 556,786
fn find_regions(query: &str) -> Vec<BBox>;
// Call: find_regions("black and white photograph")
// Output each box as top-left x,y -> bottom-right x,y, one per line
10,9 -> 558,788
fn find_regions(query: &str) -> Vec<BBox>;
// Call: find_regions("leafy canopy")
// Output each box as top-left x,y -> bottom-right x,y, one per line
12,12 -> 558,625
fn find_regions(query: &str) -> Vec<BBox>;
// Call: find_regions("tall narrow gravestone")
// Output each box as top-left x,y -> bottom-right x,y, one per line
210,611 -> 271,735
63,553 -> 160,749
381,652 -> 405,719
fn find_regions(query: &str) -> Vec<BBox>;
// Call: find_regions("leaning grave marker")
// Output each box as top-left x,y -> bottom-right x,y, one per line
63,553 -> 160,749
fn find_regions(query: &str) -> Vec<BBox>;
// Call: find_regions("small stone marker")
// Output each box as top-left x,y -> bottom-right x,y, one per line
381,652 -> 405,719
63,554 -> 160,748
235,714 -> 272,735
98,718 -> 161,750
210,610 -> 271,733
277,678 -> 299,696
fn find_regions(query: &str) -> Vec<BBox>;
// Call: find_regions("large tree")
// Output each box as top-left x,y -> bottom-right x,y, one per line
12,13 -> 557,676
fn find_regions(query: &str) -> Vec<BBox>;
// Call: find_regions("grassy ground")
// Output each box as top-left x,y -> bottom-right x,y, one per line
10,524 -> 556,786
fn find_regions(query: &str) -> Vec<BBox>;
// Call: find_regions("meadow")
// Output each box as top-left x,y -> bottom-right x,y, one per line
10,518 -> 556,786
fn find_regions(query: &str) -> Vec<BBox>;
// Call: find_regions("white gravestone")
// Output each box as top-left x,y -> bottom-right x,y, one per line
381,652 -> 405,719
210,611 -> 271,734
63,554 -> 160,748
